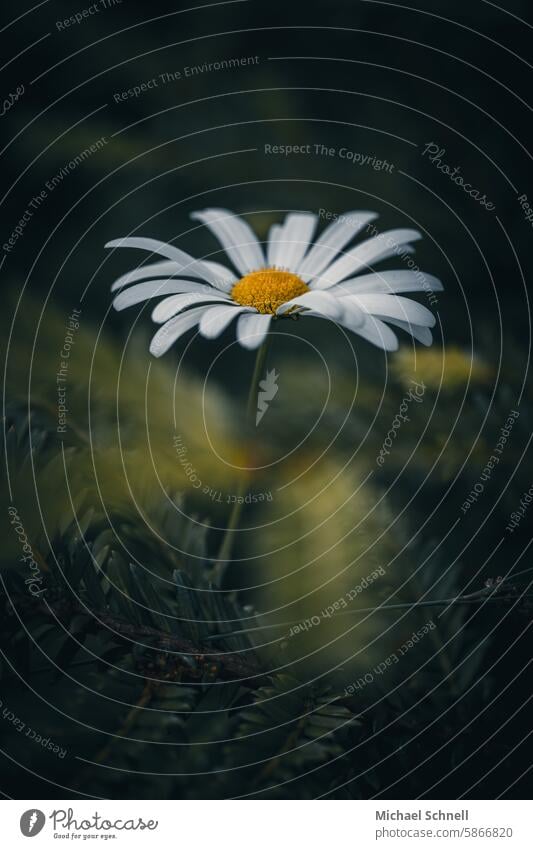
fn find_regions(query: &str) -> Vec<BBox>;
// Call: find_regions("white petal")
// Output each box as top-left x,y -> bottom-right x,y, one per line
385,319 -> 433,346
339,299 -> 366,329
191,209 -> 264,275
236,313 -> 272,350
110,260 -> 183,292
201,260 -> 238,291
277,290 -> 344,319
298,211 -> 378,280
106,238 -> 221,287
351,293 -> 436,327
199,304 -> 253,339
267,224 -> 283,266
368,243 -> 416,265
113,279 -> 218,311
273,213 -> 317,271
283,293 -> 365,327
330,270 -> 443,297
149,306 -> 208,357
350,315 -> 399,351
151,292 -> 230,324
312,229 -> 422,288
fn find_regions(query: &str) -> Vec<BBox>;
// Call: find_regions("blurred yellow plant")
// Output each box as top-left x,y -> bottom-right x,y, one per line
3,293 -> 245,540
392,345 -> 493,391
248,455 -> 403,676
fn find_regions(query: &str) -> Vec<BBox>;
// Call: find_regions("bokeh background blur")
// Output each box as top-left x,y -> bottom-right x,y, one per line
1,0 -> 532,799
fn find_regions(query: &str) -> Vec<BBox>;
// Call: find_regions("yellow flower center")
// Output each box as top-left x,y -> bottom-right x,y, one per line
231,268 -> 309,314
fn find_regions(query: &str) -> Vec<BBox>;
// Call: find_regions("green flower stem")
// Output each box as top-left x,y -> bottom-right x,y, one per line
211,335 -> 271,586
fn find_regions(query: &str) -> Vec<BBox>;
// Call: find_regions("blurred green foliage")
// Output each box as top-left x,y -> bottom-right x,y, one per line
2,0 -> 533,799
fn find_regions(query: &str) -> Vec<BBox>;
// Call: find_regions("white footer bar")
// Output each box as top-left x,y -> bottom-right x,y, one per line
2,800 -> 530,848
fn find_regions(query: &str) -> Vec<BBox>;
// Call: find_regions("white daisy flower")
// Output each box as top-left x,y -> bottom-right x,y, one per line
107,209 -> 442,355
